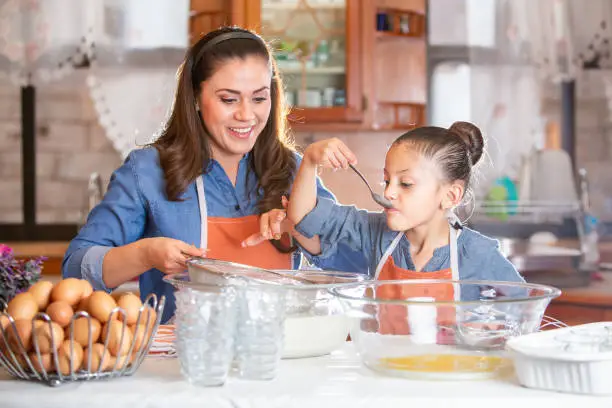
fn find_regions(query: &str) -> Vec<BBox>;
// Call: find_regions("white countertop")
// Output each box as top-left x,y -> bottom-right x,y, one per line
1,344 -> 610,408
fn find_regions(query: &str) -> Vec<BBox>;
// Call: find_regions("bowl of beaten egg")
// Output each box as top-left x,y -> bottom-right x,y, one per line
330,279 -> 561,380
0,278 -> 165,386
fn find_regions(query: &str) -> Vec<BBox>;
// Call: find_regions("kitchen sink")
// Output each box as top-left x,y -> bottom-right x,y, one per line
497,238 -> 592,289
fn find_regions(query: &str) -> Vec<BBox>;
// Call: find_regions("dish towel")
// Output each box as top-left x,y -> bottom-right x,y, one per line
147,324 -> 177,358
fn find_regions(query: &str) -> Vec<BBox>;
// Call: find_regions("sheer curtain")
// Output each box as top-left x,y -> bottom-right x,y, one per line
0,0 -> 190,159
86,0 -> 189,158
0,0 -> 93,86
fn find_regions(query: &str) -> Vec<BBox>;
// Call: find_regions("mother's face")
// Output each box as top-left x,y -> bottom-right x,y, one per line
198,55 -> 272,161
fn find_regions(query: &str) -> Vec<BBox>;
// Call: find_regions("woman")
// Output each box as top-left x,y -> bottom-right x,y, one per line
62,27 -> 366,323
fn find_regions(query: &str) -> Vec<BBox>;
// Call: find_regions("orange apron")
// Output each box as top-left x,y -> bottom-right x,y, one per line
374,225 -> 460,341
196,176 -> 292,270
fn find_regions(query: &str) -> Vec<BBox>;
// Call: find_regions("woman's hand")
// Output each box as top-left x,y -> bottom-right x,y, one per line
142,238 -> 206,274
242,196 -> 292,247
303,137 -> 357,170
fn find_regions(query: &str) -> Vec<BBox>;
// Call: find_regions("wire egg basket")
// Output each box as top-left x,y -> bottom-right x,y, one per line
0,293 -> 165,387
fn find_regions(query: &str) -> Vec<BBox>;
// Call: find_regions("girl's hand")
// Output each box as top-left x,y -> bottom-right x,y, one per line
143,238 -> 205,274
303,138 -> 357,170
242,196 -> 292,247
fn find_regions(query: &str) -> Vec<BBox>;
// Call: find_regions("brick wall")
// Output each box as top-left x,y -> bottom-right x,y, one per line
541,71 -> 612,223
0,74 -> 122,224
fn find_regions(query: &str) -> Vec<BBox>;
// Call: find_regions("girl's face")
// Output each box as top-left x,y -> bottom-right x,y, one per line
382,144 -> 455,231
198,55 -> 272,162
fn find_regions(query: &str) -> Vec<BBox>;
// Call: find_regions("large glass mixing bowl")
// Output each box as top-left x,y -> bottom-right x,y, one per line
330,279 -> 561,380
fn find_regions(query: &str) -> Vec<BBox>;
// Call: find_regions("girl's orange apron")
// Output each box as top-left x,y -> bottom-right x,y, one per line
373,225 -> 460,339
196,176 -> 292,269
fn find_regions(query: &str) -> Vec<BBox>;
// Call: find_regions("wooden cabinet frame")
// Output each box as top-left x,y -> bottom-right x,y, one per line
234,0 -> 364,125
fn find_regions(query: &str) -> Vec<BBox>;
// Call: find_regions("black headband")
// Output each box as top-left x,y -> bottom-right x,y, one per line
193,32 -> 262,67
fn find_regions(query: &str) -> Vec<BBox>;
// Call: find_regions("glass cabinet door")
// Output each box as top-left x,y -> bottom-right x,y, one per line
259,0 -> 362,124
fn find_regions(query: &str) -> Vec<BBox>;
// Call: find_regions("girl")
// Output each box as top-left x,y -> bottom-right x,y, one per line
288,122 -> 523,288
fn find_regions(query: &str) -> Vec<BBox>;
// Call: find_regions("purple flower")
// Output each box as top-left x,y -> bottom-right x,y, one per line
0,244 -> 44,304
0,244 -> 13,259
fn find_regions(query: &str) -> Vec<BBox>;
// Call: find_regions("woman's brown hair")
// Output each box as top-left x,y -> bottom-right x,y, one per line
152,27 -> 296,251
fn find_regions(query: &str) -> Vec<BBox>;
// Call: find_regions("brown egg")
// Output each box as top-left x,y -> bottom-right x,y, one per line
70,316 -> 101,347
13,352 -> 30,371
129,324 -> 147,354
46,301 -> 74,328
33,321 -> 64,354
87,291 -> 117,323
0,315 -> 9,330
50,279 -> 83,307
116,293 -> 143,325
28,281 -> 54,311
29,352 -> 54,374
139,306 -> 157,329
58,339 -> 84,375
7,293 -> 38,321
79,280 -> 93,300
111,291 -> 123,302
76,296 -> 89,313
109,353 -> 131,370
102,320 -> 133,357
7,319 -> 34,353
82,343 -> 111,372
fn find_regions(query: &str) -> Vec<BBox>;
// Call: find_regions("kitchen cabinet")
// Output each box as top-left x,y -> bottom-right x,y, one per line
189,0 -> 427,130
364,0 -> 426,130
244,0 -> 363,126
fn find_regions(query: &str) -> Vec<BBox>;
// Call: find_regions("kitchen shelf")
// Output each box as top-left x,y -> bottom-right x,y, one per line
376,31 -> 423,40
278,66 -> 346,75
376,101 -> 426,129
375,7 -> 426,39
471,200 -> 582,224
265,2 -> 345,11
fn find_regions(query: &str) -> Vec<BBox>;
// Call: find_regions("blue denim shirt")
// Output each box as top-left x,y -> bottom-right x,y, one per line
62,148 -> 368,323
295,197 -> 524,283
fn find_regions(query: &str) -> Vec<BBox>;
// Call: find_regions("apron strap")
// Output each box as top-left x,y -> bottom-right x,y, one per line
449,226 -> 459,281
449,225 -> 461,301
196,176 -> 207,250
447,210 -> 462,301
374,219 -> 461,284
374,231 -> 404,279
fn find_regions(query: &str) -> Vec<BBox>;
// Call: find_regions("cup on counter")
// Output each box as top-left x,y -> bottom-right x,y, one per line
233,285 -> 287,380
174,286 -> 239,387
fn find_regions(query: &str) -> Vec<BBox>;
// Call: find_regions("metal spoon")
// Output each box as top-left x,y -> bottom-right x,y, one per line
348,164 -> 393,209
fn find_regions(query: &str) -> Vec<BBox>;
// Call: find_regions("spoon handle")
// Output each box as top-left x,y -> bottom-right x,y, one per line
349,164 -> 374,193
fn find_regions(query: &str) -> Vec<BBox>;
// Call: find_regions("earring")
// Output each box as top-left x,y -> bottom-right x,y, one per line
446,209 -> 463,230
